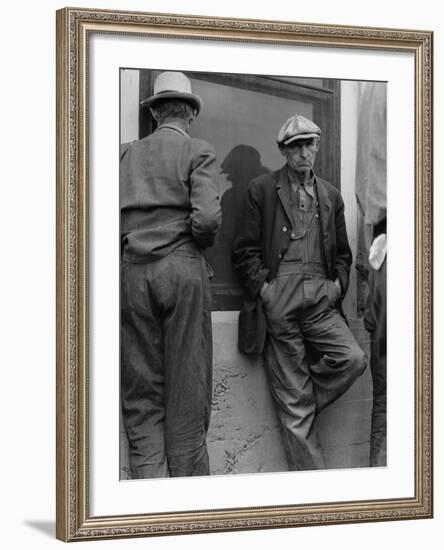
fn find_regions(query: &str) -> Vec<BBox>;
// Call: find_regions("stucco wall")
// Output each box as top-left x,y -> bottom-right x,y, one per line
121,313 -> 371,478
207,313 -> 371,475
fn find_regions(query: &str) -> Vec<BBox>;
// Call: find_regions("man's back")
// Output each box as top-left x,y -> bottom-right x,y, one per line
121,125 -> 220,261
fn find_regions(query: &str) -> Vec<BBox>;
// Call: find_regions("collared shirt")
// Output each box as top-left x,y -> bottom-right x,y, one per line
287,168 -> 317,211
279,168 -> 324,269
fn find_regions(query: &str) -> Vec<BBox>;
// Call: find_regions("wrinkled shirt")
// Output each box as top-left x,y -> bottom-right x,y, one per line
288,169 -> 316,210
121,124 -> 221,262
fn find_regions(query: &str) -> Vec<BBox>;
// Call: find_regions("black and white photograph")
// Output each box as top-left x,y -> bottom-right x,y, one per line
3,0 -> 441,545
52,5 -> 433,543
119,68 -> 387,480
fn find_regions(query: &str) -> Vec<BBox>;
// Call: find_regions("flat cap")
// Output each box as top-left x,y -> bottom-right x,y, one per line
277,114 -> 321,146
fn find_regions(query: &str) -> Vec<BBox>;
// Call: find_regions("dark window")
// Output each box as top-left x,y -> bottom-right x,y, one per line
139,70 -> 341,311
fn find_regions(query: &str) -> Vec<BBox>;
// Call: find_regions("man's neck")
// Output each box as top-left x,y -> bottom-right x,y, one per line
158,117 -> 190,134
287,166 -> 314,185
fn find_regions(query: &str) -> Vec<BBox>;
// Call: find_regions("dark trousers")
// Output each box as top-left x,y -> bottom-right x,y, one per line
262,272 -> 367,471
364,259 -> 387,467
121,246 -> 213,479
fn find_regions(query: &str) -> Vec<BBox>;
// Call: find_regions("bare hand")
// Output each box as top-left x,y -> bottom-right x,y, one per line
259,282 -> 269,299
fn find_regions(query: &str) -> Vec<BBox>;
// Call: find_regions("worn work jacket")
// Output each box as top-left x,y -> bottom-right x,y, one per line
232,165 -> 352,354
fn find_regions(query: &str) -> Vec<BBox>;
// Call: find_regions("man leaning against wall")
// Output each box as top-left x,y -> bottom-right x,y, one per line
233,114 -> 367,471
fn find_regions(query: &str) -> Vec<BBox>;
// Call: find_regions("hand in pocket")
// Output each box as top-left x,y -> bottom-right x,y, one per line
328,278 -> 342,305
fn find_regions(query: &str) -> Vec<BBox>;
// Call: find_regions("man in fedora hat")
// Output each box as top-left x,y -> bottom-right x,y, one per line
120,71 -> 221,479
233,114 -> 366,470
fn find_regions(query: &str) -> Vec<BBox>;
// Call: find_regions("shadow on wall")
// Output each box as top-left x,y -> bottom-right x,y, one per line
23,520 -> 55,538
205,145 -> 270,293
219,145 -> 269,249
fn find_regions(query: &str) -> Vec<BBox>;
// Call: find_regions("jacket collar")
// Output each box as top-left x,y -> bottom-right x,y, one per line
315,176 -> 332,234
275,166 -> 293,228
156,123 -> 189,138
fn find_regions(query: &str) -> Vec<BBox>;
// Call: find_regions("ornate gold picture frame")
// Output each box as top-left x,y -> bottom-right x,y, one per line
56,7 -> 433,542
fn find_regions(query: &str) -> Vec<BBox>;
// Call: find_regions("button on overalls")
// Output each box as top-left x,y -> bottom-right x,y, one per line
261,178 -> 366,470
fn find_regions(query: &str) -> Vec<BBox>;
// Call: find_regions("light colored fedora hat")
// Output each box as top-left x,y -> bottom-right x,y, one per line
141,71 -> 203,114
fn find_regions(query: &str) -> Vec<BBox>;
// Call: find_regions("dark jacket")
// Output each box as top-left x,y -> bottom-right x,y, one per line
121,124 -> 221,262
232,166 -> 352,354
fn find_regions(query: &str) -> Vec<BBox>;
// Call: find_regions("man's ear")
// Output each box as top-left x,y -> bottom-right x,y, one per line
314,139 -> 320,152
278,144 -> 286,158
189,109 -> 197,123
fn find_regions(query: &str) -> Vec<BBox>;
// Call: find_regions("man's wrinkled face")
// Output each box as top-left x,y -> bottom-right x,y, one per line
281,137 -> 320,175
